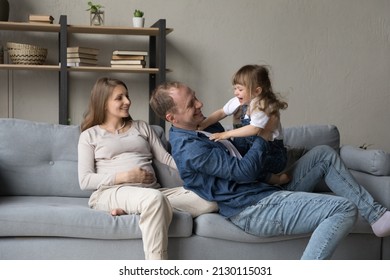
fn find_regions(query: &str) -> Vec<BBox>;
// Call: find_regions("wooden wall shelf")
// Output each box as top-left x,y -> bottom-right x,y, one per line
0,16 -> 172,126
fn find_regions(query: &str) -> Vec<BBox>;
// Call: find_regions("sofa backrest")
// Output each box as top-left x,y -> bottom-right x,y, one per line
283,124 -> 340,150
282,124 -> 340,193
0,118 -> 90,197
0,118 -> 179,197
0,119 -> 340,197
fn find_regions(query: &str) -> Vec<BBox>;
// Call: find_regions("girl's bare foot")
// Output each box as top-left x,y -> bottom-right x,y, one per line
267,173 -> 291,185
278,173 -> 291,185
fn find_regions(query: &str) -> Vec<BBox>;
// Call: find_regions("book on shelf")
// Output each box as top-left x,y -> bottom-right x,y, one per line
67,62 -> 97,67
110,64 -> 145,69
29,14 -> 54,24
111,55 -> 145,60
67,47 -> 99,55
112,50 -> 148,56
67,57 -> 97,65
29,20 -> 54,24
110,60 -> 146,65
67,52 -> 98,60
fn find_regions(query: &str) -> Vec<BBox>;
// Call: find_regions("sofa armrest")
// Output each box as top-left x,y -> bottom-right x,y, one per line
349,170 -> 390,209
340,145 -> 390,176
341,146 -> 390,210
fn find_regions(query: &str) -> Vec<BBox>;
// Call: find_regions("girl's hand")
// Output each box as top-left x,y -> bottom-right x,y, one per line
209,132 -> 229,141
198,118 -> 209,131
197,124 -> 205,131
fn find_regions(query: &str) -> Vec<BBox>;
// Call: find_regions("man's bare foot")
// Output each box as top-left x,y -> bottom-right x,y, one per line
111,208 -> 127,216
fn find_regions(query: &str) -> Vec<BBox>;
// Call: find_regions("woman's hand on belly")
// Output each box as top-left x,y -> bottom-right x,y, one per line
115,167 -> 155,185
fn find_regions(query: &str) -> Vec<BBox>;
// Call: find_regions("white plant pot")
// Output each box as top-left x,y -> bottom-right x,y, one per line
132,17 -> 145,28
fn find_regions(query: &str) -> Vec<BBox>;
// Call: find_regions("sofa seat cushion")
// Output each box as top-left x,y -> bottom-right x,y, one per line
0,196 -> 193,239
194,213 -> 310,243
194,212 -> 372,243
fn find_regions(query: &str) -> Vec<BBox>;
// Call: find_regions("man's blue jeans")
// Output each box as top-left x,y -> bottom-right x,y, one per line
229,145 -> 387,259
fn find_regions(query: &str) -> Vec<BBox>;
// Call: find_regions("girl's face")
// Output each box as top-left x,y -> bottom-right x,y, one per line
233,84 -> 251,105
105,85 -> 131,121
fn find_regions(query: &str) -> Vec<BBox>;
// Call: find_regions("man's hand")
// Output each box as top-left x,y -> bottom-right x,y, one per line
264,114 -> 279,132
258,114 -> 279,141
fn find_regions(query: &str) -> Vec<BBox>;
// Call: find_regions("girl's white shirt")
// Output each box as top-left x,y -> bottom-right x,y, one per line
222,96 -> 283,140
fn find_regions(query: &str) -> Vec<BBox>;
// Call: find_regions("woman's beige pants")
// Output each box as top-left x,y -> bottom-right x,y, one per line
91,186 -> 217,260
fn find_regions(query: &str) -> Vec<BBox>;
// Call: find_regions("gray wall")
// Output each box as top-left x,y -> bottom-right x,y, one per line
1,0 -> 390,151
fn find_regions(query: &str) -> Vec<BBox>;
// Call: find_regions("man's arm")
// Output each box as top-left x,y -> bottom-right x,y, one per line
174,134 -> 268,183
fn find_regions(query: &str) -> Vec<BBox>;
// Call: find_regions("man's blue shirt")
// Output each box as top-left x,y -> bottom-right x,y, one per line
169,126 -> 280,218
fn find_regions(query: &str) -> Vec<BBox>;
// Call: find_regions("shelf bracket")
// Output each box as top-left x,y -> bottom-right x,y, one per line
149,19 -> 166,128
59,15 -> 68,125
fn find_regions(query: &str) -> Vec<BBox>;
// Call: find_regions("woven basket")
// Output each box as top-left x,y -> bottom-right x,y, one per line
6,42 -> 47,65
6,42 -> 46,51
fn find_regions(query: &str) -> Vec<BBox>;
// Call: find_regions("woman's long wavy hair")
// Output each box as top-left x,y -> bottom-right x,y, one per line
80,77 -> 133,132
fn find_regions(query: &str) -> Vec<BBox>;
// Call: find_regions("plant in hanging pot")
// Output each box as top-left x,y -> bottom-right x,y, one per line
132,9 -> 145,28
86,1 -> 104,26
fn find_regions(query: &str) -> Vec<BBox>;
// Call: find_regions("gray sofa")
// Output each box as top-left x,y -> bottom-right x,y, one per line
1,118 -> 390,260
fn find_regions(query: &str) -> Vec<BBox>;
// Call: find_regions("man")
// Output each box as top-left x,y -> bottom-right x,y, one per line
150,81 -> 390,259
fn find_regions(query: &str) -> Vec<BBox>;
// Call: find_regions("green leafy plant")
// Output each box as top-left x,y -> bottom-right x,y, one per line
133,9 -> 144,17
86,1 -> 104,13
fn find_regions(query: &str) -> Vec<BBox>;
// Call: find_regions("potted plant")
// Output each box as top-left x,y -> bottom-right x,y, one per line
132,9 -> 145,28
86,1 -> 104,26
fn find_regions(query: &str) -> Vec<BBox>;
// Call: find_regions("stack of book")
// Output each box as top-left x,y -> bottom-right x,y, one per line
67,47 -> 99,67
110,50 -> 147,69
29,14 -> 54,24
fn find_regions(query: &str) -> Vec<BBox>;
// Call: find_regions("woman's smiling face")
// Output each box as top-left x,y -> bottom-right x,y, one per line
105,85 -> 131,120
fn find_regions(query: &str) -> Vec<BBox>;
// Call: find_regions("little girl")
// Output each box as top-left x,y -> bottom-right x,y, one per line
198,64 -> 289,185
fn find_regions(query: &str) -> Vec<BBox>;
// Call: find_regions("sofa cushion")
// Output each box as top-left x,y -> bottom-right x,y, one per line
349,170 -> 390,209
150,125 -> 170,151
153,160 -> 184,188
0,118 -> 89,197
0,119 -> 179,196
194,212 -> 372,243
340,145 -> 390,176
194,213 -> 310,243
0,196 -> 193,239
283,124 -> 340,150
282,125 -> 340,171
